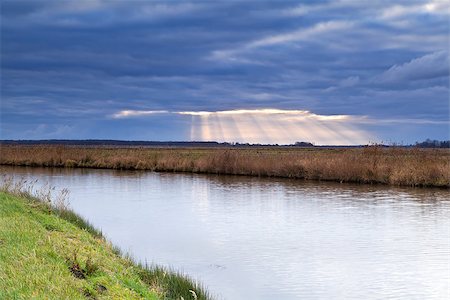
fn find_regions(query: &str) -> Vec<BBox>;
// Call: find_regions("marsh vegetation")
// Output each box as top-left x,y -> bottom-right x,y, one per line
0,145 -> 448,187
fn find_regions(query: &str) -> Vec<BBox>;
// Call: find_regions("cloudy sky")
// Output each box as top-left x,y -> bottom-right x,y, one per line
1,0 -> 449,145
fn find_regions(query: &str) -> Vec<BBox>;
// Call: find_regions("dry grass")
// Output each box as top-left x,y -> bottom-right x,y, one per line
0,145 -> 449,187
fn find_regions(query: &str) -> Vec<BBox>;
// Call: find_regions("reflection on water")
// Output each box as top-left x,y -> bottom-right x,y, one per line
2,166 -> 449,300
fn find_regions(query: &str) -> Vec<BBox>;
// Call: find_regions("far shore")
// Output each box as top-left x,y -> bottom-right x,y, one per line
1,145 -> 448,188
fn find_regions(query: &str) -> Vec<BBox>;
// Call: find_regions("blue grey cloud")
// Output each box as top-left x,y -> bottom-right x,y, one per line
1,0 -> 448,143
379,51 -> 449,83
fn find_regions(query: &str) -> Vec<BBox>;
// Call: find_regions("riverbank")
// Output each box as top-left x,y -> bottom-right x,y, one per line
0,145 -> 449,187
0,181 -> 210,299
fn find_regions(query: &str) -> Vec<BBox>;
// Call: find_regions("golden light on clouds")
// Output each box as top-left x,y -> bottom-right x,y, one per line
112,110 -> 168,118
185,109 -> 371,145
112,108 -> 373,145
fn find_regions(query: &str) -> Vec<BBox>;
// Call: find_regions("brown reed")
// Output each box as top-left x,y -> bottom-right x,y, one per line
0,145 -> 448,187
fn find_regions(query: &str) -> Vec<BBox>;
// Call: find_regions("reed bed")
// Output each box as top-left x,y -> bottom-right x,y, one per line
0,145 -> 449,187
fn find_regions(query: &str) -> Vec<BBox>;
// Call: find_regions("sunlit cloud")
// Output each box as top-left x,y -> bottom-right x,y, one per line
186,109 -> 371,145
112,108 -> 374,145
180,108 -> 350,120
112,110 -> 169,118
381,0 -> 450,20
111,108 -> 449,144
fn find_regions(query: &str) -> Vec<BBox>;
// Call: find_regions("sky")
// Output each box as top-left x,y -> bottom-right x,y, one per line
1,0 -> 449,145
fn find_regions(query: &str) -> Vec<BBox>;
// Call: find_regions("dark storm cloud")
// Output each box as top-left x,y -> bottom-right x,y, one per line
1,0 -> 448,142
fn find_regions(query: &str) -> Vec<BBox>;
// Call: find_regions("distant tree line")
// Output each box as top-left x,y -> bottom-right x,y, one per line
0,139 -> 315,148
1,139 -> 448,148
414,139 -> 450,148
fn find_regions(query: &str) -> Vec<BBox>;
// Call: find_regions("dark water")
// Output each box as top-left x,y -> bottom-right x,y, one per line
2,166 -> 449,300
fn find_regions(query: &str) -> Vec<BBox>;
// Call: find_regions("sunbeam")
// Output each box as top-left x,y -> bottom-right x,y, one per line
112,108 -> 374,145
181,109 -> 373,145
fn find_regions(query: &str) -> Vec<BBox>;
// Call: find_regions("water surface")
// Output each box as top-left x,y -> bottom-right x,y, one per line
2,166 -> 449,299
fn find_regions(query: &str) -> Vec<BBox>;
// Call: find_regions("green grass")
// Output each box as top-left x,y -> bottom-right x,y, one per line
0,191 -> 210,300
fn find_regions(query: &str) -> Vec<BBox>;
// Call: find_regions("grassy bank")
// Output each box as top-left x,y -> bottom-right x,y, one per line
0,180 -> 210,300
0,145 -> 449,187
